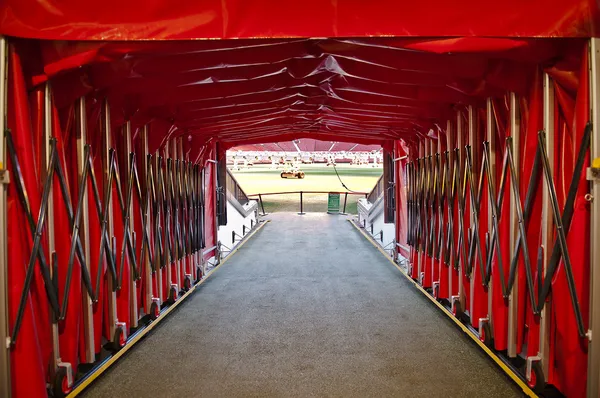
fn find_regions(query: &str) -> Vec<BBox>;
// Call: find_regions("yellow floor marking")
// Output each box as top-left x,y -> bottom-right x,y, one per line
68,220 -> 269,397
348,219 -> 537,398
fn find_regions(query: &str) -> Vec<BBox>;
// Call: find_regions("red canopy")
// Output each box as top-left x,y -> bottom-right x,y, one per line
0,1 -> 595,149
1,0 -> 599,40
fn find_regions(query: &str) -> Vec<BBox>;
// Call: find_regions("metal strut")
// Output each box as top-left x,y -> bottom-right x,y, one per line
465,145 -> 489,286
482,141 -> 510,297
7,132 -> 123,342
129,152 -> 155,277
435,153 -> 446,261
536,127 -> 590,337
6,131 -> 60,342
505,136 -> 542,315
453,148 -> 469,275
444,151 -> 455,266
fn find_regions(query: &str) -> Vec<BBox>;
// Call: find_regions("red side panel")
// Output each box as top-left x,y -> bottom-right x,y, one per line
548,44 -> 590,398
6,44 -> 48,398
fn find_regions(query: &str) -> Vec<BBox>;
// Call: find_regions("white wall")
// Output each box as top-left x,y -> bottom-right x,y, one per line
217,199 -> 258,252
357,197 -> 395,256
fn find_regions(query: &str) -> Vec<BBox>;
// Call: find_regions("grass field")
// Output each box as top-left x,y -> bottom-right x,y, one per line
230,164 -> 383,214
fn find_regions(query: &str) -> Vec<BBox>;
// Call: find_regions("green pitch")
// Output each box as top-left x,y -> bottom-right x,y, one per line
230,164 -> 383,214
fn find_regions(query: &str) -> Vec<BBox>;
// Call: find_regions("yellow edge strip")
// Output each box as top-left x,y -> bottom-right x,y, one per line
68,220 -> 270,397
348,219 -> 538,398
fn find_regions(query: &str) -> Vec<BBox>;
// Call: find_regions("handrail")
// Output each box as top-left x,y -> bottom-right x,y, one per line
246,190 -> 369,216
367,174 -> 384,204
226,168 -> 250,205
247,190 -> 368,197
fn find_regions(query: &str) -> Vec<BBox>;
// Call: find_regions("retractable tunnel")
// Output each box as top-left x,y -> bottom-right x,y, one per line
0,2 -> 599,397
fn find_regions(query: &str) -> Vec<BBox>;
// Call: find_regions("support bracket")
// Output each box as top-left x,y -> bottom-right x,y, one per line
587,158 -> 600,181
0,167 -> 9,185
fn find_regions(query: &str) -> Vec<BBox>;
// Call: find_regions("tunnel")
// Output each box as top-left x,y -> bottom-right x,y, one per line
0,2 -> 599,397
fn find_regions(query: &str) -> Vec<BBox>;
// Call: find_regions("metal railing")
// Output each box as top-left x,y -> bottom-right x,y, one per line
226,168 -> 249,205
247,190 -> 368,215
367,174 -> 384,204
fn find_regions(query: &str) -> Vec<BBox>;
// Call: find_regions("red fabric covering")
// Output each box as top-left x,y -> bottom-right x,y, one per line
3,37 -> 587,153
0,0 -> 599,40
6,44 -> 49,398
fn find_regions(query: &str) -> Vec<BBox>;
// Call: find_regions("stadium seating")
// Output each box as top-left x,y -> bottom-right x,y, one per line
232,140 -> 380,153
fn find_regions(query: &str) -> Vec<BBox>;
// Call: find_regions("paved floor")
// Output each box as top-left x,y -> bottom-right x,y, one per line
83,213 -> 522,398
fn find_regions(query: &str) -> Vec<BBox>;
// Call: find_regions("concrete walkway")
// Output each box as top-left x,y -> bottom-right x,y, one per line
83,213 -> 522,398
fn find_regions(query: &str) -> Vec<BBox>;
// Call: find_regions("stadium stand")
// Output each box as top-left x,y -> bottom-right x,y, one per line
232,139 -> 379,153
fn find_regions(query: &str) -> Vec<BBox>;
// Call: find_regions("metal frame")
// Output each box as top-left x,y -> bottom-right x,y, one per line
44,82 -> 63,379
536,72 -> 554,378
507,92 -> 520,358
432,131 -> 442,296
0,35 -> 10,398
213,146 -> 219,262
421,138 -> 430,285
140,126 -> 158,314
178,138 -> 193,289
446,119 -> 455,304
123,121 -> 139,329
588,38 -> 600,398
76,96 -> 96,363
153,149 -> 164,304
417,140 -> 424,282
172,139 -> 182,291
485,98 -> 495,332
456,111 -> 466,311
467,105 -> 477,319
163,140 -> 178,301
102,99 -> 120,341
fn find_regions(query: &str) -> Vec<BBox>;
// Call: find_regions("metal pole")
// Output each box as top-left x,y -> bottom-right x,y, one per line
587,38 -> 600,398
298,191 -> 305,215
178,138 -> 192,288
341,192 -> 348,214
163,141 -> 173,296
432,128 -> 442,296
76,96 -> 95,363
259,193 -> 266,215
213,146 -> 219,262
536,72 -> 554,379
446,120 -> 454,305
485,98 -> 495,333
468,105 -> 477,319
44,82 -> 62,376
0,35 -> 11,398
124,121 -> 138,329
428,138 -> 435,287
154,151 -> 163,304
172,139 -> 181,290
507,92 -> 520,358
141,126 -> 154,314
103,99 -> 119,340
418,140 -> 424,282
456,111 -> 465,310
